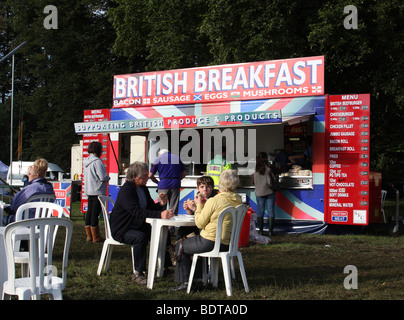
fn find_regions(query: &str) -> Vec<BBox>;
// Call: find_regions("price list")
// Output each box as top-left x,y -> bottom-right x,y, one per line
326,94 -> 370,225
81,109 -> 110,213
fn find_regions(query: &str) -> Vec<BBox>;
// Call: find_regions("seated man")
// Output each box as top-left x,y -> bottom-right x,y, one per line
109,161 -> 174,285
3,158 -> 55,225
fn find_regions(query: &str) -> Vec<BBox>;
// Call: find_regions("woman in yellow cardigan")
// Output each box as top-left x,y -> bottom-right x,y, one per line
172,170 -> 242,291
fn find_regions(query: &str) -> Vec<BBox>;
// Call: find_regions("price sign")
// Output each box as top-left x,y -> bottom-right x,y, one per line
325,94 -> 370,225
81,109 -> 110,213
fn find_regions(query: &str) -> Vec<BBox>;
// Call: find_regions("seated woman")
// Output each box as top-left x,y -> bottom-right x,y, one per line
2,158 -> 55,225
109,161 -> 174,285
172,170 -> 242,291
177,175 -> 218,239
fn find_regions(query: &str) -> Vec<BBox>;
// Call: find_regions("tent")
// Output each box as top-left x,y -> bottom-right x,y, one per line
0,161 -> 9,195
0,161 -> 8,182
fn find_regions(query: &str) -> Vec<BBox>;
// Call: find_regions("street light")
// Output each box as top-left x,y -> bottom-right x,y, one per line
0,41 -> 27,182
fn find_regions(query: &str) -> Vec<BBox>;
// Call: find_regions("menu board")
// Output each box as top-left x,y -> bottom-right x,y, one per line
325,94 -> 370,225
81,109 -> 110,213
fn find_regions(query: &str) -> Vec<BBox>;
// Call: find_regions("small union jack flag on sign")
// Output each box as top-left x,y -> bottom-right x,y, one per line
311,86 -> 322,93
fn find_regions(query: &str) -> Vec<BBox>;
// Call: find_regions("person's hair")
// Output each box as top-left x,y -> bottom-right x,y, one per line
32,158 -> 48,178
126,161 -> 148,181
255,152 -> 268,175
218,169 -> 239,192
158,149 -> 169,156
88,141 -> 103,157
197,176 -> 214,188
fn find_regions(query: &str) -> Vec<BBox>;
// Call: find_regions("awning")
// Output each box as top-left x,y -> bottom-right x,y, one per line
74,96 -> 325,135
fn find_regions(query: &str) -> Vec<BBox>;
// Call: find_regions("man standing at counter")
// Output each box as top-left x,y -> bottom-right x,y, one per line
206,148 -> 232,189
149,149 -> 186,216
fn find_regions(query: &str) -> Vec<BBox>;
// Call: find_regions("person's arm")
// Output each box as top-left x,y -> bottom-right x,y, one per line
180,161 -> 186,180
9,190 -> 26,213
148,172 -> 159,184
194,197 -> 216,230
95,159 -> 110,182
183,200 -> 195,215
149,163 -> 159,184
118,185 -> 161,222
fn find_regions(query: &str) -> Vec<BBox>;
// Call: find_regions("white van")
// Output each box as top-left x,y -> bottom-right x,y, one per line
6,161 -> 64,187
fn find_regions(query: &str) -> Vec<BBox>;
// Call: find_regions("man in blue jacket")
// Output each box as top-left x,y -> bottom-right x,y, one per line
149,149 -> 186,216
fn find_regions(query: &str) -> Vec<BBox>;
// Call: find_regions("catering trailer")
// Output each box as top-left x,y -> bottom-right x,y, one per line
74,56 -> 382,234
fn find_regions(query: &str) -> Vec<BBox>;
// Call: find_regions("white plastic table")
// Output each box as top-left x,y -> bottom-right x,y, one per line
146,216 -> 195,289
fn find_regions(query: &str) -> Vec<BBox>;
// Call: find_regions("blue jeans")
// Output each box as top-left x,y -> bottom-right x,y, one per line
256,193 -> 276,218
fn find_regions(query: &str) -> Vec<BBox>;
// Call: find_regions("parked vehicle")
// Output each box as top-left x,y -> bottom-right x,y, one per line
6,161 -> 64,187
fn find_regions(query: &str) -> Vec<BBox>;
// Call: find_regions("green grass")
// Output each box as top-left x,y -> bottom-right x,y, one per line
53,201 -> 404,300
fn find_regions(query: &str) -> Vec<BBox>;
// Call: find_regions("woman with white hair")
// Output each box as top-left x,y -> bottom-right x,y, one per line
172,169 -> 242,291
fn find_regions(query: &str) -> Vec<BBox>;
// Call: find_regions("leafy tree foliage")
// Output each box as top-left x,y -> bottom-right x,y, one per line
1,0 -> 403,183
0,0 -> 129,171
307,0 -> 404,182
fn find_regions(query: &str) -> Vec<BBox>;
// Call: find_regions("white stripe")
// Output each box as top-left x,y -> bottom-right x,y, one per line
313,173 -> 324,185
110,132 -> 119,141
254,99 -> 280,111
125,108 -> 147,119
194,103 -> 203,115
282,190 -> 324,220
230,101 -> 241,113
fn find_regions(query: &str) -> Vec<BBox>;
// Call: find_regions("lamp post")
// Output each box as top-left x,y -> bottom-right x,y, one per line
0,41 -> 26,183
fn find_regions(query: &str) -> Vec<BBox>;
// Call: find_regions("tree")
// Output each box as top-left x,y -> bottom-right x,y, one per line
110,0 -> 212,71
308,0 -> 404,181
0,0 -> 129,171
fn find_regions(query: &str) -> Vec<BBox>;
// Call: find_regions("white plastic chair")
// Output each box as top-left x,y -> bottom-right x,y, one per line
14,202 -> 68,277
381,190 -> 387,223
97,195 -> 135,275
25,193 -> 56,204
0,201 -> 4,227
187,204 -> 249,296
2,217 -> 73,300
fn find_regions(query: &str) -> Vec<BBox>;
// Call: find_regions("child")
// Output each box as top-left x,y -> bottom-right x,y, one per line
178,176 -> 218,238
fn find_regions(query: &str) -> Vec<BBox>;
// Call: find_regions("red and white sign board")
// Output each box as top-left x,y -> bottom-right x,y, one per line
113,56 -> 324,108
325,94 -> 370,225
81,109 -> 110,213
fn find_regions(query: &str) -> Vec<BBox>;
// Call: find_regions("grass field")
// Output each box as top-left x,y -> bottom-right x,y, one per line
52,200 -> 404,301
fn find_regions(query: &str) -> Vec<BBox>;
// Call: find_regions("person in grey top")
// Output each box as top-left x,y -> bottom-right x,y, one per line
83,141 -> 110,243
252,152 -> 276,236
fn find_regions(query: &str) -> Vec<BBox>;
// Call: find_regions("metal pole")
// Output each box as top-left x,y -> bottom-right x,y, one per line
10,54 -> 15,183
0,41 -> 26,64
0,41 -> 26,184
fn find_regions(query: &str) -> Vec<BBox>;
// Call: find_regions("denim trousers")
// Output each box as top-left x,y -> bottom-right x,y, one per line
256,193 -> 276,218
